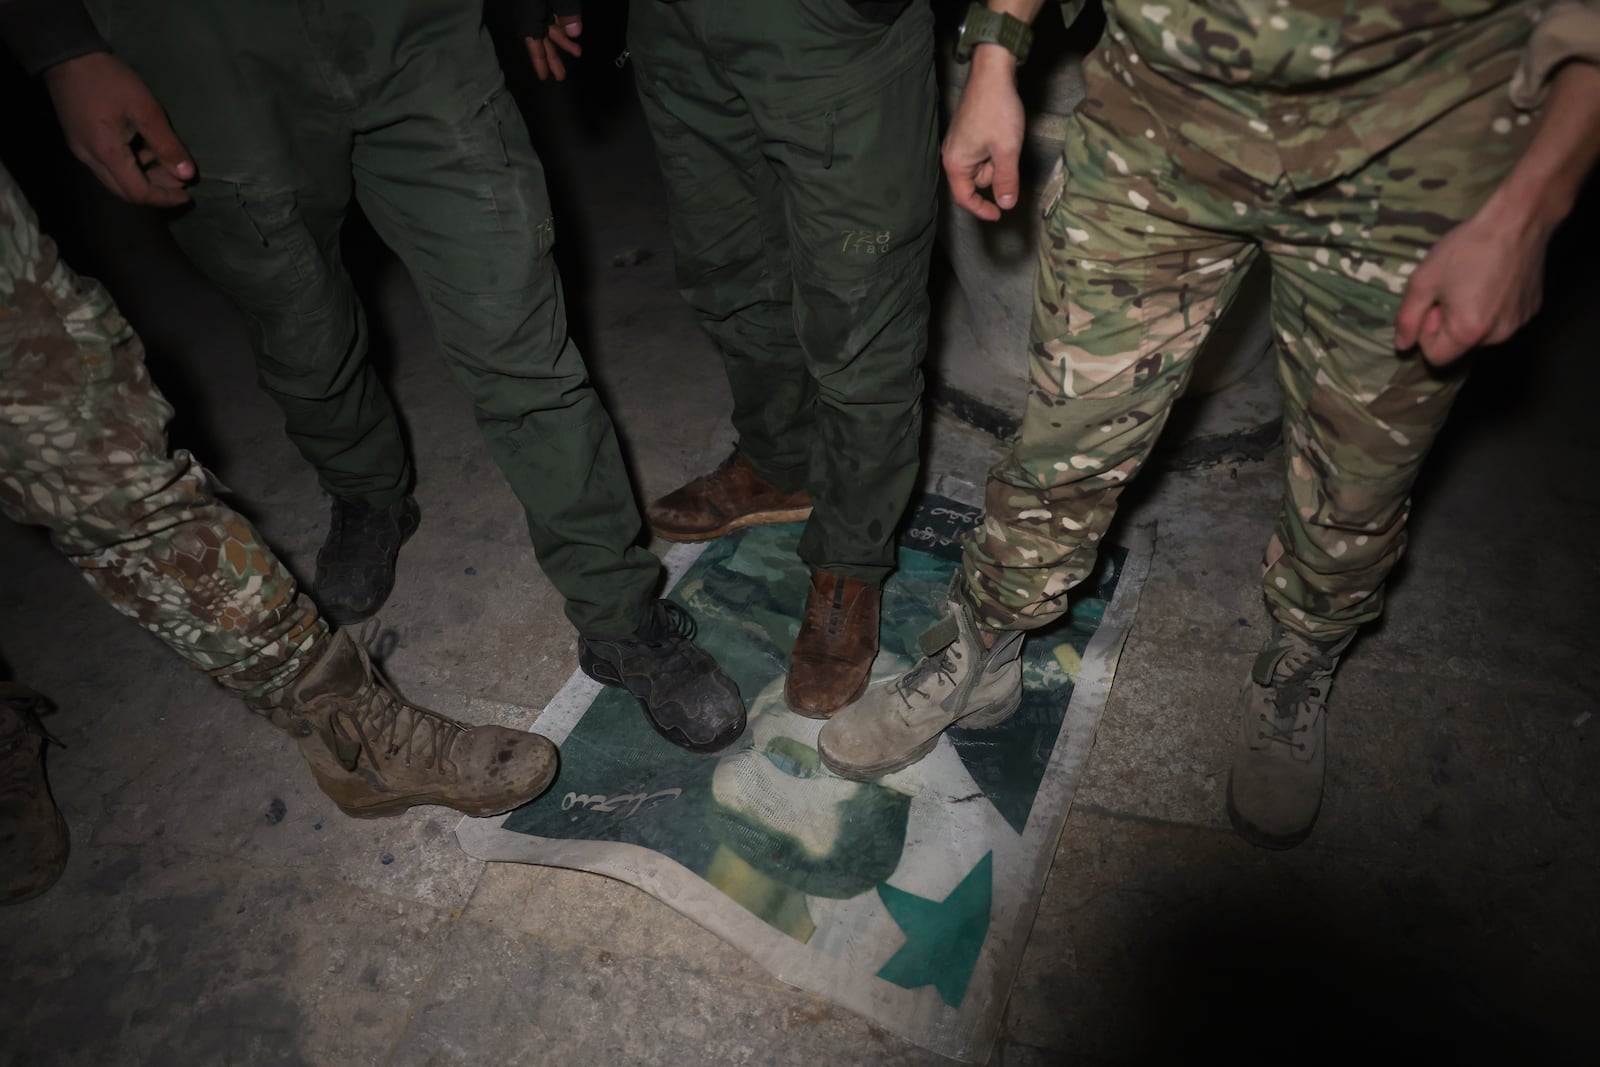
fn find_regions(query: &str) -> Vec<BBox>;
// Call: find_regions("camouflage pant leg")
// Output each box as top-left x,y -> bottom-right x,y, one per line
1258,86 -> 1534,640
962,60 -> 1259,631
964,50 -> 1534,638
0,166 -> 326,701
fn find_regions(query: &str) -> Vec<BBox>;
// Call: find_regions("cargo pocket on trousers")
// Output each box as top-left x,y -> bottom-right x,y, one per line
182,182 -> 323,309
460,86 -> 553,253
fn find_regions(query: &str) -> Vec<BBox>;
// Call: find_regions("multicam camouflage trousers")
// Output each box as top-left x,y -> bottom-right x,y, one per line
963,45 -> 1535,642
0,165 -> 325,700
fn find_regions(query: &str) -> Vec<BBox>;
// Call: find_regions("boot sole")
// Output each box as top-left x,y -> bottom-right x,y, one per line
1224,777 -> 1317,851
820,728 -> 942,782
649,506 -> 814,544
818,687 -> 1022,781
334,782 -> 554,820
637,709 -> 746,755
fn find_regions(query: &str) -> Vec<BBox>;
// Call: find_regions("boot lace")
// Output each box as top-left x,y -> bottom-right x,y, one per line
1255,646 -> 1338,752
334,628 -> 465,773
893,644 -> 961,719
654,601 -> 698,643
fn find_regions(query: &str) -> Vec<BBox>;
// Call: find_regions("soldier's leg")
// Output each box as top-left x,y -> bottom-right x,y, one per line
0,170 -> 325,704
342,40 -> 745,752
98,4 -> 409,508
2,168 -> 561,822
168,180 -> 409,508
677,3 -> 936,715
820,65 -> 1256,777
346,43 -> 660,641
0,295 -> 557,821
745,2 -> 940,587
1260,86 -> 1533,640
629,0 -> 817,497
98,6 -> 418,623
1228,85 -> 1533,849
963,88 -> 1257,633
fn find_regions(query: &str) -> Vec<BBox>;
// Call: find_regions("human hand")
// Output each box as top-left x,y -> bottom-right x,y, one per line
43,52 -> 194,207
518,0 -> 584,82
1394,198 -> 1553,367
943,46 -> 1026,221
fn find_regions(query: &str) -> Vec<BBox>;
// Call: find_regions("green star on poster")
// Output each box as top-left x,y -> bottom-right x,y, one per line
876,852 -> 994,1008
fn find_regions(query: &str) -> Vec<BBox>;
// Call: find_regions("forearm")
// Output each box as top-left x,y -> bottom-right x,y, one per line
1490,61 -> 1600,231
0,0 -> 107,77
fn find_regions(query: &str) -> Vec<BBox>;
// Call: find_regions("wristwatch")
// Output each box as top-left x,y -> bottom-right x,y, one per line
954,3 -> 1034,66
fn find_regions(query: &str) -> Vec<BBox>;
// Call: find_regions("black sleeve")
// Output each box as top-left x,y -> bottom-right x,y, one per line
0,0 -> 109,76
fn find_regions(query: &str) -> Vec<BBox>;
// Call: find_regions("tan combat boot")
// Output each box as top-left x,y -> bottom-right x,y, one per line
254,632 -> 558,819
1,683 -> 70,905
1226,623 -> 1355,850
819,576 -> 1024,780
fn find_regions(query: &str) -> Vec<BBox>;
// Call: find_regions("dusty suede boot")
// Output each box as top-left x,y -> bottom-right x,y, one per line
1226,623 -> 1355,850
254,632 -> 558,819
646,452 -> 812,543
0,683 -> 70,905
819,576 -> 1024,780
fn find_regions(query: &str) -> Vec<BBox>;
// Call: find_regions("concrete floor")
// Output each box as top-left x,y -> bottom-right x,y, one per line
3,53 -> 1598,1067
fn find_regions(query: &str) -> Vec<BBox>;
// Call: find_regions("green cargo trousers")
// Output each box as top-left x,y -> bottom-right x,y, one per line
628,0 -> 939,585
86,0 -> 658,638
1,163 -> 325,703
963,35 -> 1533,642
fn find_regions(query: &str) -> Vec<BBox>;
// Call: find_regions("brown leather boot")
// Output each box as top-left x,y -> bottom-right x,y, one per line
647,452 -> 812,542
785,570 -> 880,719
1,683 -> 69,905
253,632 -> 559,819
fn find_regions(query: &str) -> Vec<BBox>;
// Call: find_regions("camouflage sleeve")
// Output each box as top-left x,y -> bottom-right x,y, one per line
0,164 -> 62,308
1511,0 -> 1600,107
1058,0 -> 1089,28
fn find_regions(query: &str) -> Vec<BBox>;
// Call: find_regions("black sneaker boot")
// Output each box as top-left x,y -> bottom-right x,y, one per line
314,495 -> 422,625
579,601 -> 747,753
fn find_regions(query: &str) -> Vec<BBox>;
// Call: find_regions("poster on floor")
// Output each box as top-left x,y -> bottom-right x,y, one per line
456,482 -> 1151,1062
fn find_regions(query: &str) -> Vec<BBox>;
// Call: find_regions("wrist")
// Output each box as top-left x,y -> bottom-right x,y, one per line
1483,166 -> 1578,238
42,49 -> 111,86
970,42 -> 1019,79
